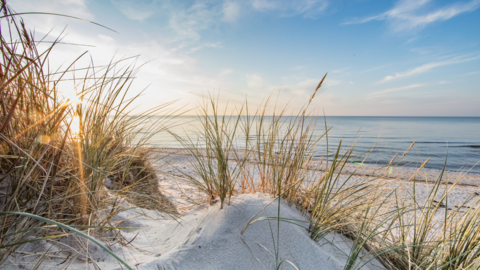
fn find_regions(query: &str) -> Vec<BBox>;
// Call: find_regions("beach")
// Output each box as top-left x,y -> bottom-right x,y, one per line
3,148 -> 480,269
2,3 -> 480,268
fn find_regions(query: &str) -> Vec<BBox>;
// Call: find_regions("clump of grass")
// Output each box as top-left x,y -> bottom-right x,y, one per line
174,88 -> 325,210
250,103 -> 320,201
172,97 -> 246,209
179,89 -> 480,270
305,139 -> 379,242
441,197 -> 480,269
371,163 -> 480,270
0,2 -> 175,266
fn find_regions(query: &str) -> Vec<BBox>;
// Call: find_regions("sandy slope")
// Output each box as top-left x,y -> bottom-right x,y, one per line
143,193 -> 385,270
3,149 -> 480,269
3,194 -> 385,270
117,193 -> 386,270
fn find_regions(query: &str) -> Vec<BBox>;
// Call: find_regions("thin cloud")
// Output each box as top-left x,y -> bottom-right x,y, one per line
219,68 -> 234,76
246,74 -> 341,97
377,55 -> 480,83
245,73 -> 266,89
251,0 -> 328,19
169,3 -> 217,42
111,0 -> 157,21
367,83 -> 427,101
223,1 -> 241,22
290,65 -> 306,71
462,70 -> 480,76
344,0 -> 480,32
10,0 -> 94,23
370,84 -> 427,96
331,67 -> 350,74
360,64 -> 393,74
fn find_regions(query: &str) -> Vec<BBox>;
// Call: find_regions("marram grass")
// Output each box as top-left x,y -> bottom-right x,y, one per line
176,94 -> 480,270
0,1 -> 177,267
1,1 -> 480,269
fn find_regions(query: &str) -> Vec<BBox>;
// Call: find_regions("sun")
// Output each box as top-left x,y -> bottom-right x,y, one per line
67,93 -> 82,107
71,114 -> 80,135
59,89 -> 83,108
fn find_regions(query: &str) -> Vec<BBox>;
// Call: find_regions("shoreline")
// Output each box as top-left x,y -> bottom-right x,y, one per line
151,147 -> 480,188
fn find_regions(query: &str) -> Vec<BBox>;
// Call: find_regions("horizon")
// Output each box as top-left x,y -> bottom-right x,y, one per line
3,2 -> 480,268
140,114 -> 480,117
9,0 -> 480,116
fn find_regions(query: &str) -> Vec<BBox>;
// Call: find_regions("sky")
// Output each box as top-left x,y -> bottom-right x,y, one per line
8,0 -> 480,116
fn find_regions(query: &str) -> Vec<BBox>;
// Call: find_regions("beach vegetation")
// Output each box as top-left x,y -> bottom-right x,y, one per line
178,93 -> 480,269
1,1 -> 480,269
0,2 -> 175,267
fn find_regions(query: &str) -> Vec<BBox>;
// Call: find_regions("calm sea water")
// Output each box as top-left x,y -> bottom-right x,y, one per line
149,116 -> 480,175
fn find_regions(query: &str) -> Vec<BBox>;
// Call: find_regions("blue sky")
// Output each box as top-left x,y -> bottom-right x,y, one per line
10,0 -> 480,116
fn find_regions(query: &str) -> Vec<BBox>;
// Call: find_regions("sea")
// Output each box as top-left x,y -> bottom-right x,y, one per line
148,116 -> 480,175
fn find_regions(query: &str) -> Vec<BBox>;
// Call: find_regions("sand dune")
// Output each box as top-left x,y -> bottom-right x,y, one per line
3,150 -> 480,269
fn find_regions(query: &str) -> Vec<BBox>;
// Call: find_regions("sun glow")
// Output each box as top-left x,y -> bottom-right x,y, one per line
37,134 -> 51,144
62,89 -> 83,138
71,114 -> 81,137
67,94 -> 82,107
59,89 -> 82,108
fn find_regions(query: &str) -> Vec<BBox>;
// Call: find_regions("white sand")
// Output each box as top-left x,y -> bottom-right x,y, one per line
2,194 -> 385,270
3,149 -> 479,269
155,149 -> 480,211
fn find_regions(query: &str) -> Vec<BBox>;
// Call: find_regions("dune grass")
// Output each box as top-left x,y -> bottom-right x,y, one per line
171,97 -> 246,209
0,2 -> 177,267
175,92 -> 480,269
2,1 -> 480,269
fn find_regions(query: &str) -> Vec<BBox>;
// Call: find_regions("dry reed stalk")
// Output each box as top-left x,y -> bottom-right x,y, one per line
0,2 -> 177,266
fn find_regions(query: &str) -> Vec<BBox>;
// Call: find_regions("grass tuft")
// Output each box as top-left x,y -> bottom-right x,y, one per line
0,2 -> 177,266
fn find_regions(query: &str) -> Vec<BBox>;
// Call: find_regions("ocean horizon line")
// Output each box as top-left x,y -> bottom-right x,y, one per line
129,114 -> 480,118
